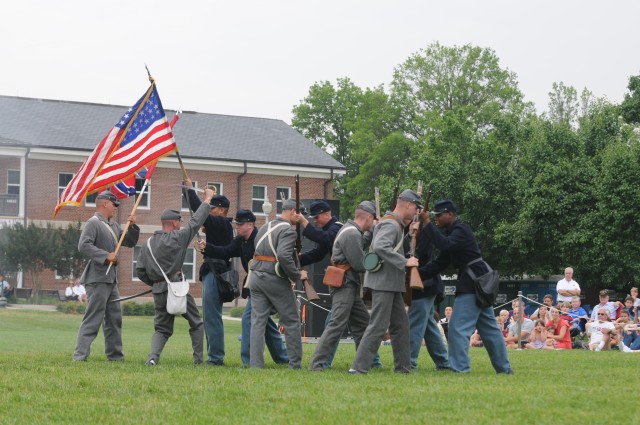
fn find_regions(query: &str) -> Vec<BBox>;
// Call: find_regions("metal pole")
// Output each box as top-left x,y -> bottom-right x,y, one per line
517,291 -> 523,350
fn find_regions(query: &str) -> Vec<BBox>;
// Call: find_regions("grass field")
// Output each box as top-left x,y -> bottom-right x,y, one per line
0,308 -> 638,425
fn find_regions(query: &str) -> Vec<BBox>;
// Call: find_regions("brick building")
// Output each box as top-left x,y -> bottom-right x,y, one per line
0,95 -> 344,297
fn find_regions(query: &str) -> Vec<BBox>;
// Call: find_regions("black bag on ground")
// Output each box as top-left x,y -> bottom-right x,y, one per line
465,258 -> 499,308
217,269 -> 240,303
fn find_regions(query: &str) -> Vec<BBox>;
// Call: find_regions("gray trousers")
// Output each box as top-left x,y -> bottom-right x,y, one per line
351,290 -> 411,373
73,282 -> 123,361
309,281 -> 369,371
147,291 -> 204,364
250,271 -> 301,369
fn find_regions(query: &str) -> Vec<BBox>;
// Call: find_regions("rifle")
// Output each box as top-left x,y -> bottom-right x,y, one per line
407,180 -> 424,291
294,175 -> 320,301
374,187 -> 381,219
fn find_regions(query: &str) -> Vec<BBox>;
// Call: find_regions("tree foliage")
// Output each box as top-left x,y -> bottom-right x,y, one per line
291,45 -> 640,291
0,221 -> 84,294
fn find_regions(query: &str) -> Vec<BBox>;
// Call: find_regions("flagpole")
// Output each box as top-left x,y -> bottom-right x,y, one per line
105,179 -> 150,274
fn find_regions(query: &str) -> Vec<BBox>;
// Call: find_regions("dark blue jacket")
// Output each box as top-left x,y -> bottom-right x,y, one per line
205,226 -> 257,298
412,227 -> 442,299
420,219 -> 489,294
300,216 -> 342,267
187,189 -> 234,276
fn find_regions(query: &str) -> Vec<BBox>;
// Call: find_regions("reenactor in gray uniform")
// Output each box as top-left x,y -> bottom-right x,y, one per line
309,201 -> 377,371
350,189 -> 421,374
136,187 -> 215,365
248,198 -> 308,369
73,190 -> 139,362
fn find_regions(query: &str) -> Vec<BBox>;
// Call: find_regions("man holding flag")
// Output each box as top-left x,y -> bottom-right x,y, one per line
59,77 -> 178,361
73,190 -> 139,361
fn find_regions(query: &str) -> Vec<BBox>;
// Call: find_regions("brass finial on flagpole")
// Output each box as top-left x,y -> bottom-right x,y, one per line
144,63 -> 154,84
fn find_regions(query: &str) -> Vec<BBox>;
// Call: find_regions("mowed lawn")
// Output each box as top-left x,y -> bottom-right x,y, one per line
0,309 -> 638,425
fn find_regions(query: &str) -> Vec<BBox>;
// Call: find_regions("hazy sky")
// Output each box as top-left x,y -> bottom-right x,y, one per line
2,1 -> 639,124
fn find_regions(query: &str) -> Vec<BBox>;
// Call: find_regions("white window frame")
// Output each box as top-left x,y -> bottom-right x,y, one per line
132,245 -> 142,281
251,185 -> 267,214
182,181 -> 197,211
85,192 -> 97,207
135,177 -> 150,209
58,172 -> 74,198
275,187 -> 291,214
207,182 -> 223,196
7,169 -> 20,196
182,248 -> 196,282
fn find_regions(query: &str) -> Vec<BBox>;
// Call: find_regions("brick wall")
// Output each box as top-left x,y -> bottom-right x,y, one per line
13,157 -> 333,296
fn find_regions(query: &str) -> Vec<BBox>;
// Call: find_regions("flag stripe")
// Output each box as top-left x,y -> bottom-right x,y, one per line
54,84 -> 176,216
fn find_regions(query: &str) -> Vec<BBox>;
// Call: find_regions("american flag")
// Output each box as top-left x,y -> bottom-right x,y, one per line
54,84 -> 176,215
108,111 -> 179,200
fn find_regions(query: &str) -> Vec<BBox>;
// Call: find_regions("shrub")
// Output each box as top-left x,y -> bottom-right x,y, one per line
121,301 -> 154,316
229,307 -> 244,318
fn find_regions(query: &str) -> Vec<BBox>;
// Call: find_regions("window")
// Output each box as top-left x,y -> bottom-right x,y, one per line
7,170 -> 20,196
275,187 -> 291,214
182,181 -> 197,211
135,177 -> 150,208
182,248 -> 196,281
131,245 -> 195,282
207,182 -> 223,196
132,245 -> 142,280
251,185 -> 267,213
85,192 -> 97,206
58,173 -> 74,197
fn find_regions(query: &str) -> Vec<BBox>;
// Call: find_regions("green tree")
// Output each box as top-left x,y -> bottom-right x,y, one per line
621,74 -> 640,124
0,222 -> 84,297
547,82 -> 579,126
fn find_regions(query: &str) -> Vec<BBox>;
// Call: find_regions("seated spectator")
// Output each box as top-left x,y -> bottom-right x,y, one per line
622,296 -> 635,322
567,296 -> 589,337
615,309 -> 632,336
544,307 -> 572,350
508,299 -> 529,321
498,310 -> 509,337
586,308 -> 616,351
559,302 -> 573,323
73,280 -> 87,303
531,295 -> 554,320
525,320 -> 548,350
535,304 -> 552,324
504,310 -> 534,349
0,273 -> 14,298
632,287 -> 640,323
470,330 -> 483,347
620,323 -> 640,352
590,290 -> 622,321
64,281 -> 79,301
439,306 -> 452,339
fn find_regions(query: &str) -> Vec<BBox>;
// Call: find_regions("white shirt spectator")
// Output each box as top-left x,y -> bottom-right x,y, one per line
556,269 -> 580,303
73,284 -> 86,297
65,286 -> 75,297
588,320 -> 615,345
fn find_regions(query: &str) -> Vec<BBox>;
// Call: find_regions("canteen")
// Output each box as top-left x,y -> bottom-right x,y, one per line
363,252 -> 382,272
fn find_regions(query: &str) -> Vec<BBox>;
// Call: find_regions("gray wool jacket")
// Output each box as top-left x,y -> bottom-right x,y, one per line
136,202 -> 211,293
331,219 -> 368,285
78,212 -> 140,285
363,212 -> 407,293
249,217 -> 300,282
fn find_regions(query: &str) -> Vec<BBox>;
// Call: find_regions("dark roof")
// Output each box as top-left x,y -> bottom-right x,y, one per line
0,95 -> 344,169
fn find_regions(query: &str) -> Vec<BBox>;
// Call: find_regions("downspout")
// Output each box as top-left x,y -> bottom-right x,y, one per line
17,147 -> 30,289
323,168 -> 334,199
21,147 -> 30,226
236,161 -> 247,210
